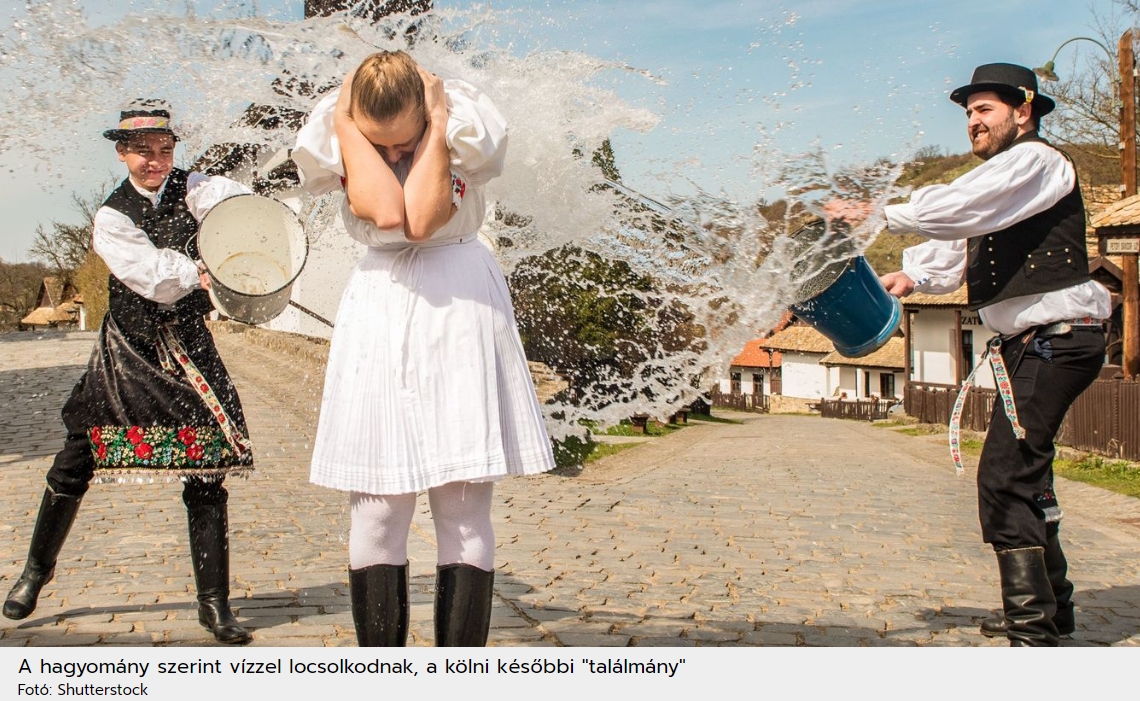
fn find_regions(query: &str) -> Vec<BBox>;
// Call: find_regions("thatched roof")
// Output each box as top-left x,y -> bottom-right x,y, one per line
41,276 -> 69,307
1091,193 -> 1140,229
21,306 -> 74,326
759,325 -> 834,354
821,337 -> 906,369
904,285 -> 969,308
22,276 -> 80,327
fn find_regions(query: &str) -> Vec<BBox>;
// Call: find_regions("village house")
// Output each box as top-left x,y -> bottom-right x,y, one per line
820,336 -> 905,400
721,336 -> 782,411
748,324 -> 832,412
900,286 -> 993,390
19,277 -> 82,331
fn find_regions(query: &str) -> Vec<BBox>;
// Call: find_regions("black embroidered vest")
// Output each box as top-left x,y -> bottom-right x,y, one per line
102,169 -> 213,340
966,134 -> 1090,311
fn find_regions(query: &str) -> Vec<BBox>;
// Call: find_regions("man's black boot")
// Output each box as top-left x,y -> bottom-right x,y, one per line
187,503 -> 251,645
996,546 -> 1059,647
980,534 -> 1075,638
3,488 -> 82,620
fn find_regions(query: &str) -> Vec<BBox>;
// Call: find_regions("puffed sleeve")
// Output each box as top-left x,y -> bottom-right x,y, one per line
92,206 -> 202,305
901,238 -> 967,294
444,79 -> 508,187
292,91 -> 345,196
184,172 -> 253,221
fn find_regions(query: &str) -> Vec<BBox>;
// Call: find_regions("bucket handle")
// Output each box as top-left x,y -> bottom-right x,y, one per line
288,300 -> 335,328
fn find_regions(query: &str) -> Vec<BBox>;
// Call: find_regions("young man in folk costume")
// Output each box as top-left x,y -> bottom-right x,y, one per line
3,101 -> 256,645
876,64 -> 1111,645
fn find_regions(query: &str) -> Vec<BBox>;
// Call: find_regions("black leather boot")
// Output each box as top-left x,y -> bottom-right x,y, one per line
3,488 -> 82,620
187,503 -> 251,645
349,563 -> 409,646
980,535 -> 1075,638
434,564 -> 494,647
996,547 -> 1059,647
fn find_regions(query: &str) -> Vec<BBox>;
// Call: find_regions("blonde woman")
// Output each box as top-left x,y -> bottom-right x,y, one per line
293,51 -> 555,647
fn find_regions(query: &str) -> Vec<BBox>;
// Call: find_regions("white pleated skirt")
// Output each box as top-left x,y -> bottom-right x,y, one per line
309,236 -> 556,495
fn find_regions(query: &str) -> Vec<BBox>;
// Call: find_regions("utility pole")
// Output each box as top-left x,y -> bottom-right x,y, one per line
1120,29 -> 1139,377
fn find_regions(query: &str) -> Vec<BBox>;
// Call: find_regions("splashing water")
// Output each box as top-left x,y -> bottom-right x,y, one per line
0,1 -> 913,439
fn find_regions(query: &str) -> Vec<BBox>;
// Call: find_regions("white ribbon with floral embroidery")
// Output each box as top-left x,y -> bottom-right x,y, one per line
156,324 -> 252,456
949,335 -> 1026,475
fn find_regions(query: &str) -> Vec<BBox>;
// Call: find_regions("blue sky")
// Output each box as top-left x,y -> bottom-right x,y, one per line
0,0 -> 1120,262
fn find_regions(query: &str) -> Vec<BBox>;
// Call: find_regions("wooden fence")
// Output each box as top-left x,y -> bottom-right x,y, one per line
709,389 -> 769,413
905,377 -> 1140,461
819,398 -> 899,421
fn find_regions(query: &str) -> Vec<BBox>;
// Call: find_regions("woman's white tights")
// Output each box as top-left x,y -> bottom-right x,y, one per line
348,481 -> 495,571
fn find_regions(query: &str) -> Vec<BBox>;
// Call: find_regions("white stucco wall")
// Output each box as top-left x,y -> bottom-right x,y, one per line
824,366 -> 903,399
779,352 -> 828,399
722,368 -> 772,396
909,308 -> 991,389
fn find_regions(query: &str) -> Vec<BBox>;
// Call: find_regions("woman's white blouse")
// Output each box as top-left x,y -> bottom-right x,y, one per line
292,79 -> 508,247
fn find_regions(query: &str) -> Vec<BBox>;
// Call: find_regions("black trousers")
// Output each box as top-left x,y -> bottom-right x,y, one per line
977,326 -> 1105,550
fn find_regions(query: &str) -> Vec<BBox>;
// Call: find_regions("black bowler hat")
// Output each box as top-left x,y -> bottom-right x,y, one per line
102,98 -> 179,142
949,62 -> 1055,117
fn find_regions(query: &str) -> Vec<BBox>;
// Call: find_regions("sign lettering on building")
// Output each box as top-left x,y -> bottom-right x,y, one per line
1106,238 -> 1140,254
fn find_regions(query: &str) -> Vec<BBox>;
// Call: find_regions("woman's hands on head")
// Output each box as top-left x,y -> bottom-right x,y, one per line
334,64 -> 406,231
418,67 -> 448,126
334,66 -> 356,127
402,66 -> 456,241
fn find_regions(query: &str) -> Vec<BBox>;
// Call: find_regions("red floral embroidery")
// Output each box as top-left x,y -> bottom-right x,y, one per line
88,424 -> 247,469
127,426 -> 144,445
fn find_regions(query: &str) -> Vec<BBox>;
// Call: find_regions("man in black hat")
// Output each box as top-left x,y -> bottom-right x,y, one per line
2,100 -> 256,645
874,63 -> 1112,646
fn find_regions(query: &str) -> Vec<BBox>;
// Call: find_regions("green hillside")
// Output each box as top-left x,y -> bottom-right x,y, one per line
861,150 -> 977,276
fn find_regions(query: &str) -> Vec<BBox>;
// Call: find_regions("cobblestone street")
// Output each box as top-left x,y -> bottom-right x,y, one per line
2,327 -> 1139,647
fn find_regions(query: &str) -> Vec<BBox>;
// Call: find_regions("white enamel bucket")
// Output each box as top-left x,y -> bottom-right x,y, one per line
197,194 -> 308,326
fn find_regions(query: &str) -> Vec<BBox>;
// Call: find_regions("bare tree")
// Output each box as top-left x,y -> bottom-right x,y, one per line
27,185 -> 109,280
1038,3 -> 1136,194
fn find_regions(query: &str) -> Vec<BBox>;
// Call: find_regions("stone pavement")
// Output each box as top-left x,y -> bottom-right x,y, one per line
2,327 -> 1139,647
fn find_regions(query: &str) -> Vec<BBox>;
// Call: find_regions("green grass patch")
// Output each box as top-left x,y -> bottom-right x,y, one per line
552,435 -> 594,467
686,413 -> 743,425
603,421 -> 683,437
550,434 -> 644,471
1054,456 -> 1140,499
896,426 -> 943,437
959,438 -> 983,456
585,442 -> 639,462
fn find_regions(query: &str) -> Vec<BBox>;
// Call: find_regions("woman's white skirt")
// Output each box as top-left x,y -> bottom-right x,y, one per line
309,236 -> 556,495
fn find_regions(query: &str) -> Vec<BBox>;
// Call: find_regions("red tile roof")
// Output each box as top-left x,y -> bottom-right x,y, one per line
731,338 -> 781,368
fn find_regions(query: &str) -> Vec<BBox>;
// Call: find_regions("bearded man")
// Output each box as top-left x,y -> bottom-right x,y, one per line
878,63 -> 1112,646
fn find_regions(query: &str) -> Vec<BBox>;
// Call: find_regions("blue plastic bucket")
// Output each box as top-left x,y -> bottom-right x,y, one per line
787,222 -> 901,358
